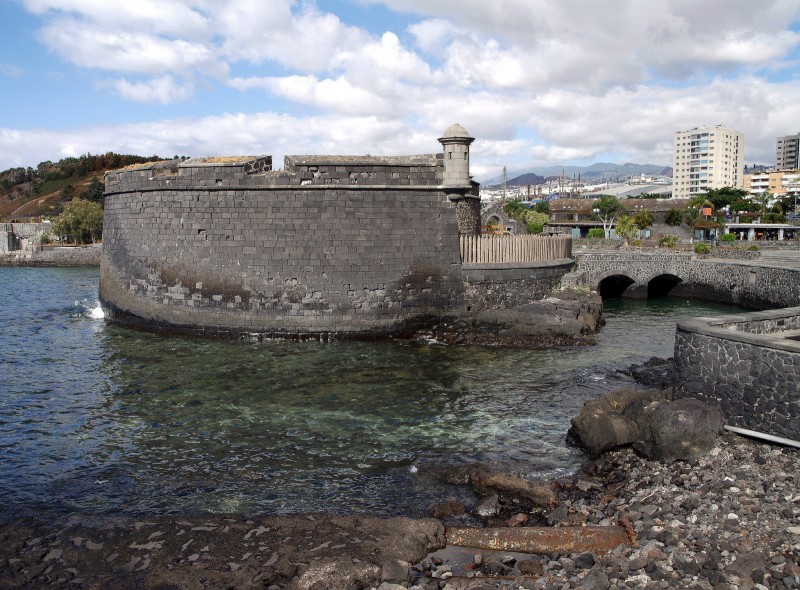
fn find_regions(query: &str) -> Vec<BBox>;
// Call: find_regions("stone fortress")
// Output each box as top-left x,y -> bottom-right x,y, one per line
99,125 -> 572,337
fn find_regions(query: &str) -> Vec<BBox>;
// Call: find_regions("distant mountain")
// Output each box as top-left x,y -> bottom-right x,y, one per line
482,162 -> 669,186
507,172 -> 544,186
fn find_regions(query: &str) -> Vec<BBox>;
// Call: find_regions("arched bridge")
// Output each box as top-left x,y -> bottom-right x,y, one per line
572,250 -> 800,307
577,252 -> 697,298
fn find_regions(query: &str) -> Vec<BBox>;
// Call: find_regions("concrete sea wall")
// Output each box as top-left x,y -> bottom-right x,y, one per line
674,308 -> 800,441
100,155 -> 470,337
1,244 -> 102,266
462,260 -> 575,310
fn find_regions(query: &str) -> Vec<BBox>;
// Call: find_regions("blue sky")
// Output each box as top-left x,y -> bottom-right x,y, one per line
1,0 -> 799,180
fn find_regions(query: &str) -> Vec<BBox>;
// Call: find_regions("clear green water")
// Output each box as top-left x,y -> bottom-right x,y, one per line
0,267 -> 744,520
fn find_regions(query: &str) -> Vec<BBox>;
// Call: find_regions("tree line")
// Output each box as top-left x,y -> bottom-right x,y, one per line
0,152 -> 162,193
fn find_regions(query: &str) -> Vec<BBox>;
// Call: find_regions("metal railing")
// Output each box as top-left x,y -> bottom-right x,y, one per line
460,234 -> 572,264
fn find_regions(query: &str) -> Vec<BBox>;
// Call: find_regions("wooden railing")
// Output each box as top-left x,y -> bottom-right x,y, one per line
460,234 -> 572,264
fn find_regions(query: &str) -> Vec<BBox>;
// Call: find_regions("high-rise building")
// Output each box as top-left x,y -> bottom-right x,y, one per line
672,125 -> 744,199
776,133 -> 799,170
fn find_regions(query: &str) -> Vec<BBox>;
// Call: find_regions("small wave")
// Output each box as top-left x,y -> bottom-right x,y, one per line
68,299 -> 105,320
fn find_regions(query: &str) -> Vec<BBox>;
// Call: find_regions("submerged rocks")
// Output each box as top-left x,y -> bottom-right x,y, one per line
568,388 -> 725,461
620,356 -> 674,390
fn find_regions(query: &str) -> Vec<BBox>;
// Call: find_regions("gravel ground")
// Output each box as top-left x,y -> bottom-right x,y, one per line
413,431 -> 799,590
1,432 -> 797,590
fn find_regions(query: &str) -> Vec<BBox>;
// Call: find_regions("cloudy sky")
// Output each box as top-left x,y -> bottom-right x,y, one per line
1,0 -> 799,180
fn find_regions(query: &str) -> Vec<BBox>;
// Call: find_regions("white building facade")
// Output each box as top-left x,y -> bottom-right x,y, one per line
673,125 -> 744,199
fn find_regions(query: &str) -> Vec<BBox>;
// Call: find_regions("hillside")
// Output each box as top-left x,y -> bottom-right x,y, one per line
0,152 -> 162,221
483,162 -> 671,186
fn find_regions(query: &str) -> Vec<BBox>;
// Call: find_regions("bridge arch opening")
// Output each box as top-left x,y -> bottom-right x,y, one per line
598,274 -> 636,298
647,274 -> 683,298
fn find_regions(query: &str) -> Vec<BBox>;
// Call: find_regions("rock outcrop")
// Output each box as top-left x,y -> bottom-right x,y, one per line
567,388 -> 725,462
418,289 -> 604,347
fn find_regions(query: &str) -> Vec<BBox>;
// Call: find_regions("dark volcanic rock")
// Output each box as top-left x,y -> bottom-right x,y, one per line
569,388 -> 725,463
567,388 -> 667,457
417,289 -> 603,348
634,397 -> 725,462
620,356 -> 674,390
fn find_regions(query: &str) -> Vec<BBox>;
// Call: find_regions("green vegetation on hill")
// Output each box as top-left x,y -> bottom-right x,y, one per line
0,152 -> 162,220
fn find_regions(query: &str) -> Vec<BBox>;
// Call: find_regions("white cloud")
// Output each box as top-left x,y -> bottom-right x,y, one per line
229,75 -> 393,116
218,0 -> 368,73
108,76 -> 195,104
37,19 -> 224,77
23,0 -> 210,38
0,63 -> 23,77
5,0 -> 800,180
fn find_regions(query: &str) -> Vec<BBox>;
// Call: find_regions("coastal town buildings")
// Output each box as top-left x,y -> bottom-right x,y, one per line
672,125 -> 744,199
743,170 -> 800,198
776,132 -> 800,170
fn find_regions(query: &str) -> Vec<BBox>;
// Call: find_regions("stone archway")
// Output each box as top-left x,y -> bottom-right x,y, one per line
480,202 -> 518,234
597,273 -> 637,298
646,273 -> 684,298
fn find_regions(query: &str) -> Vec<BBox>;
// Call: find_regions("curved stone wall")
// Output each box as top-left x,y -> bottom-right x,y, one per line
674,308 -> 800,441
100,155 -> 468,337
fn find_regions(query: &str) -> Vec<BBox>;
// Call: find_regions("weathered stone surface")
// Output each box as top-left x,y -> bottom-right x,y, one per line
674,308 -> 800,441
470,468 -> 557,507
569,410 -> 639,457
569,388 -> 725,462
567,388 -> 667,457
380,558 -> 411,584
574,251 -> 800,309
634,398 -> 725,462
475,290 -> 602,338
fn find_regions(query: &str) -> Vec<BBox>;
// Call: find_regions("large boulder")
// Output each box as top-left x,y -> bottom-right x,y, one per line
477,290 -> 603,339
567,388 -> 666,457
568,389 -> 725,463
634,398 -> 725,462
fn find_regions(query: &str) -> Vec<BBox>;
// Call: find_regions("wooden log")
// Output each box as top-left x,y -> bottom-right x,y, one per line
445,525 -> 631,555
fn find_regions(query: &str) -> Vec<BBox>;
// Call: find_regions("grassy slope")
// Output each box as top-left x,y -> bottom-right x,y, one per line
0,175 -> 98,220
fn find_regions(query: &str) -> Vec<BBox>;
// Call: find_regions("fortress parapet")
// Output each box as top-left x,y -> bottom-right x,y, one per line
100,125 -> 574,338
104,153 -> 446,194
100,129 -> 468,338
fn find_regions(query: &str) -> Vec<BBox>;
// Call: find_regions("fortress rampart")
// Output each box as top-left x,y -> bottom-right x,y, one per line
100,126 -> 497,337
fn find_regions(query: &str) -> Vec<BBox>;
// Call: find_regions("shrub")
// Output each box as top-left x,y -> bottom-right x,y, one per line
52,198 -> 103,244
720,233 -> 736,242
748,244 -> 760,251
631,239 -> 643,247
763,212 -> 786,224
665,208 -> 683,226
587,228 -> 605,239
39,233 -> 51,245
527,222 -> 544,234
694,242 -> 711,254
659,234 -> 678,247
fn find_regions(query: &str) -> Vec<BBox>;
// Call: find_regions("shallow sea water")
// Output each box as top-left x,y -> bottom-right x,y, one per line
0,267 -> 744,520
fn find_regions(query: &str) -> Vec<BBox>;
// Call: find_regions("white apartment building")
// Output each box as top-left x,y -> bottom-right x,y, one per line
777,133 -> 800,170
672,125 -> 744,199
744,170 -> 800,197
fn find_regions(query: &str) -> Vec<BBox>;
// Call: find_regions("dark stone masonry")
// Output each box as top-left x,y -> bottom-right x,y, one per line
674,307 -> 800,441
100,125 -> 570,337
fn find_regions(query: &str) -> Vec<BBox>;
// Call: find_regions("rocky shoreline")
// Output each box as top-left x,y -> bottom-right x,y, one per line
2,429 -> 797,590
